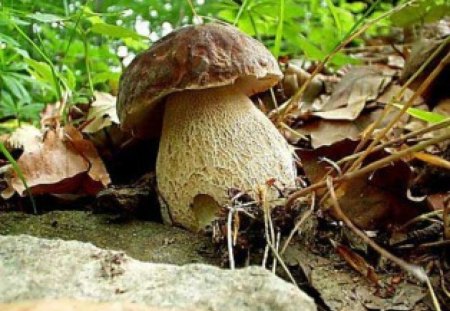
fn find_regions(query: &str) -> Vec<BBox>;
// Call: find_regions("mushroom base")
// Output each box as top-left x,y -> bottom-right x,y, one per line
156,86 -> 296,231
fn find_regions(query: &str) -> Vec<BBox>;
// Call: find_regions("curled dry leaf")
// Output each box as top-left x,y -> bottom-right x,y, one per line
64,125 -> 111,187
5,124 -> 42,150
331,240 -> 380,286
400,37 -> 450,106
294,116 -> 372,149
312,66 -> 394,121
291,82 -> 420,149
289,66 -> 410,149
298,140 -> 419,229
3,125 -> 110,198
82,91 -> 119,133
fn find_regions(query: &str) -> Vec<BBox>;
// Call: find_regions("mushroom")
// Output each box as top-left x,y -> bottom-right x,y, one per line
117,23 -> 296,231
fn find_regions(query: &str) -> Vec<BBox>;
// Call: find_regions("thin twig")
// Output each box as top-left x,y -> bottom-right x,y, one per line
337,119 -> 450,165
398,210 -> 443,231
326,177 -> 428,283
286,130 -> 450,208
416,240 -> 450,249
257,186 -> 297,285
346,44 -> 450,174
439,263 -> 450,299
426,277 -> 442,311
227,206 -> 235,270
269,0 -> 419,120
281,193 -> 315,254
272,231 -> 281,273
262,244 -> 269,268
266,238 -> 298,286
310,39 -> 450,207
185,0 -> 198,19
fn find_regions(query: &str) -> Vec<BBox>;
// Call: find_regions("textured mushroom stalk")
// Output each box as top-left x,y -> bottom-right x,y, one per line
157,86 -> 297,231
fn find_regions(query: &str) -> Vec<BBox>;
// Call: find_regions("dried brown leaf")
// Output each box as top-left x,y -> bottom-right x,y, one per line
332,240 -> 380,286
312,66 -> 394,121
5,126 -> 110,197
6,125 -> 42,150
298,140 -> 419,229
82,92 -> 119,133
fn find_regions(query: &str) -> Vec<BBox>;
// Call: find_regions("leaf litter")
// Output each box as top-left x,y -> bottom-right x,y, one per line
0,15 -> 450,311
2,124 -> 110,199
210,19 -> 450,311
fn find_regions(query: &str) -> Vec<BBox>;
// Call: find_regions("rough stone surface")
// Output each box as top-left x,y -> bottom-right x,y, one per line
0,235 -> 316,311
0,211 -> 218,265
0,300 -> 200,311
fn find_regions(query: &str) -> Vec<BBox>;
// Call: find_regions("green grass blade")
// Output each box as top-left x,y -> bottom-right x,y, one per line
392,103 -> 448,123
325,0 -> 342,38
234,0 -> 252,26
273,0 -> 285,58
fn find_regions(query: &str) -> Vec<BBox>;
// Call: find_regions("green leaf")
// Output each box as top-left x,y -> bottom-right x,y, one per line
90,23 -> 145,40
272,0 -> 285,58
123,37 -> 148,50
390,0 -> 445,27
92,71 -> 121,84
296,36 -> 326,60
424,4 -> 450,23
0,91 -> 16,117
19,103 -> 45,120
62,67 -> 77,91
234,0 -> 252,25
393,104 -> 447,123
24,58 -> 54,85
27,12 -> 65,23
325,0 -> 342,38
330,53 -> 361,66
83,6 -> 103,25
0,33 -> 19,47
1,75 -> 31,102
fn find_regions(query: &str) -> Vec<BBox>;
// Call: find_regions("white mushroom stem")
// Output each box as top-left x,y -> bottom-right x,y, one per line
156,85 -> 296,231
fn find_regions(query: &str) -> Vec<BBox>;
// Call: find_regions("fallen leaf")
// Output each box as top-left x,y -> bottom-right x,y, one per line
64,125 -> 111,187
4,126 -> 110,197
292,83 -> 414,149
298,140 -> 419,229
312,66 -> 394,121
5,125 -> 42,150
400,37 -> 450,106
295,117 -> 368,149
82,91 -> 119,133
426,193 -> 447,211
332,240 -> 380,286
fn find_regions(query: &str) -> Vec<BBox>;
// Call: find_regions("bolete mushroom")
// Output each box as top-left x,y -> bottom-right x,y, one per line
117,23 -> 296,231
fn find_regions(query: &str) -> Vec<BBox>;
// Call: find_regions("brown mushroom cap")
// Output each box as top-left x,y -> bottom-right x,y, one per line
117,22 -> 282,138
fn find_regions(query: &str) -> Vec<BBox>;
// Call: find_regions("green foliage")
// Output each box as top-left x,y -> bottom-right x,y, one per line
210,0 -> 382,65
391,0 -> 450,27
0,0 -> 409,128
393,103 -> 448,123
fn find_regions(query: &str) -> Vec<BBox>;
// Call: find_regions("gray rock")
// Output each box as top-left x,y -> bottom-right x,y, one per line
0,211 -> 218,265
0,235 -> 316,311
